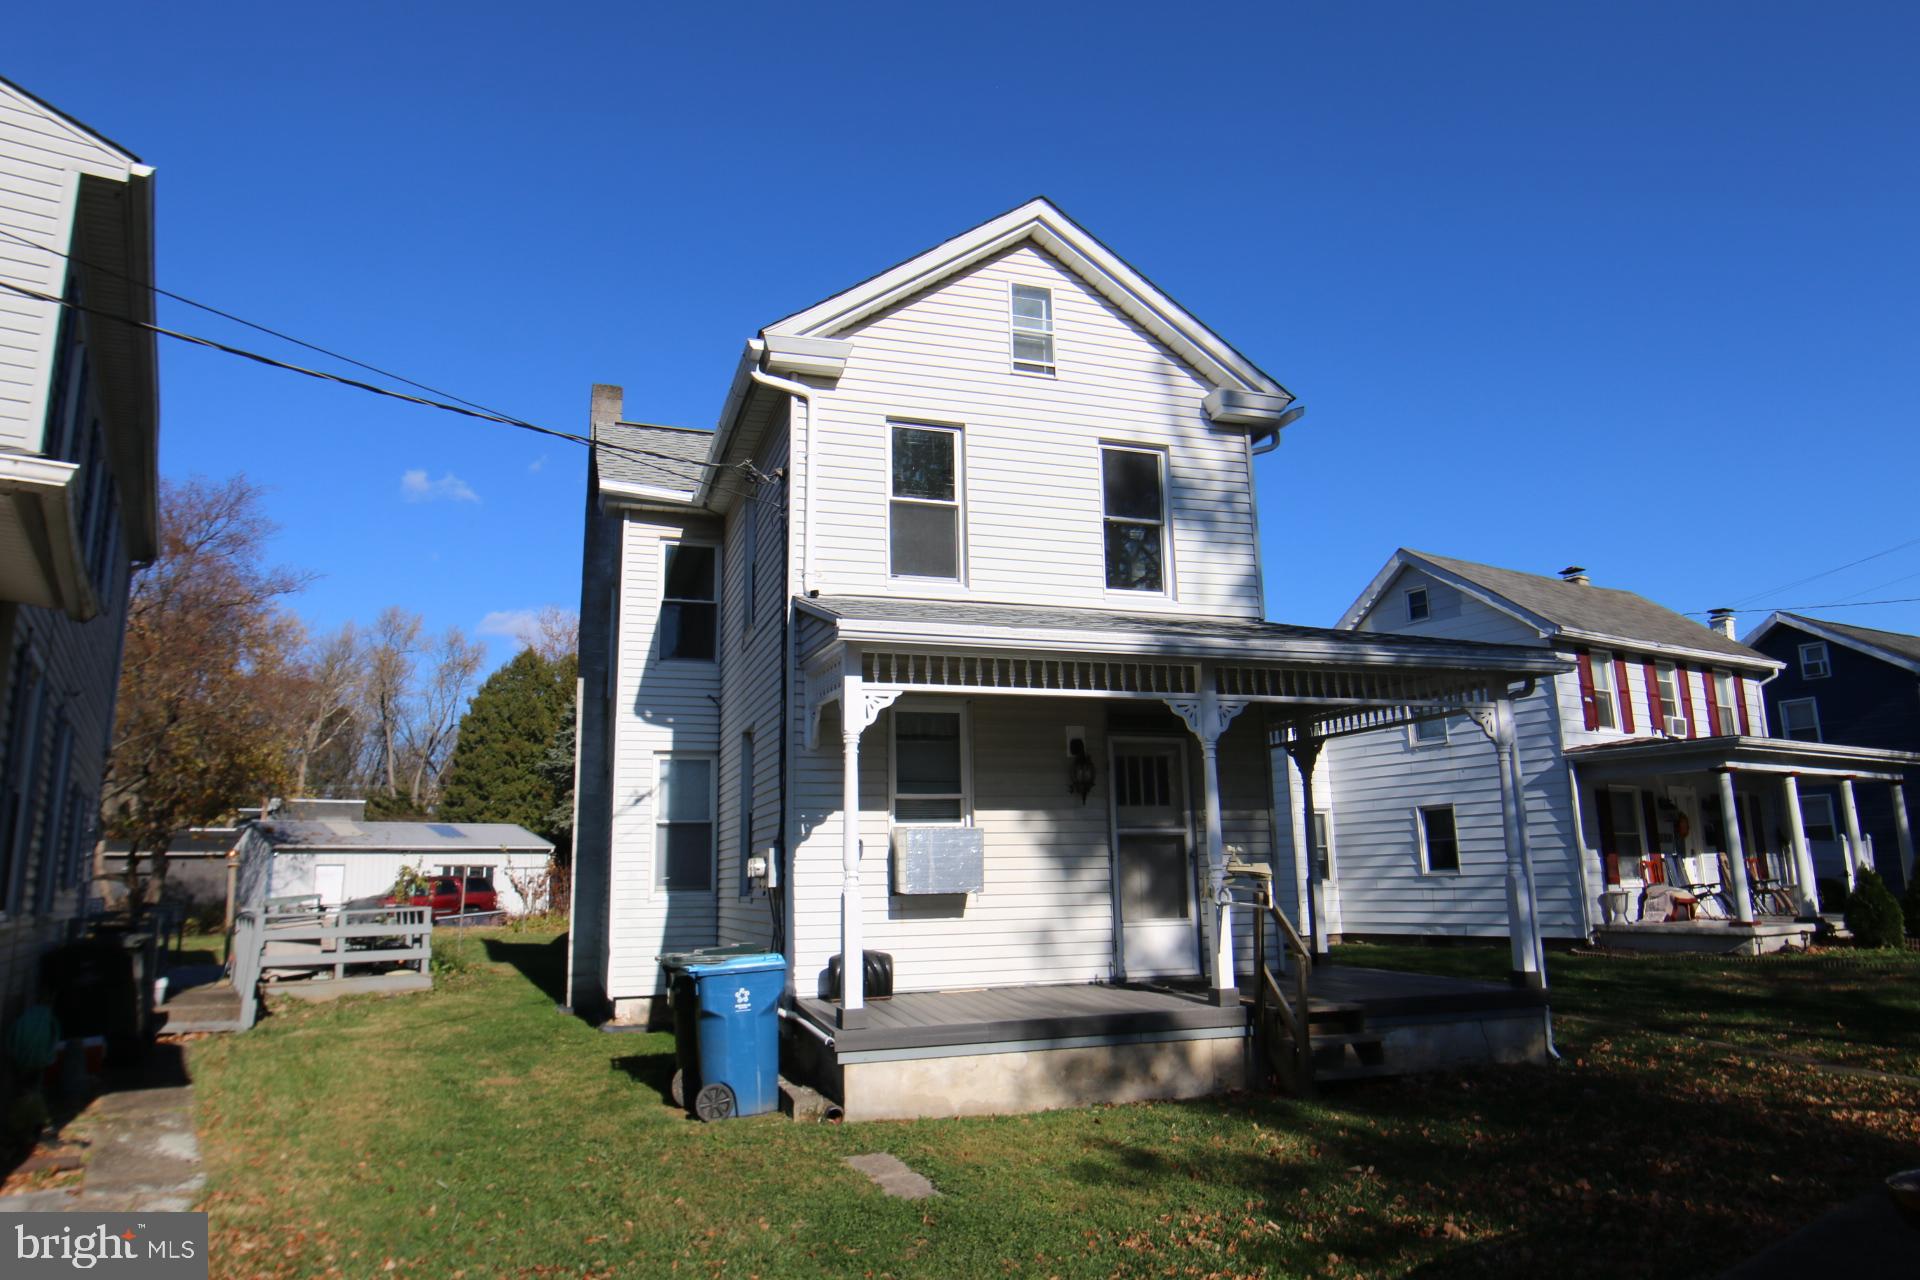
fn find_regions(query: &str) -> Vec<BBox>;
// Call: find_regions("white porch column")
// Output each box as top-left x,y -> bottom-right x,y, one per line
1166,673 -> 1249,1006
1288,738 -> 1327,957
1839,776 -> 1867,887
1488,698 -> 1544,987
1891,782 -> 1916,886
1781,773 -> 1820,915
834,661 -> 899,1030
1715,768 -> 1754,924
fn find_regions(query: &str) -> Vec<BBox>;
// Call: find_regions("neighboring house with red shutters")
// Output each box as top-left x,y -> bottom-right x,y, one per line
1266,551 -> 1918,953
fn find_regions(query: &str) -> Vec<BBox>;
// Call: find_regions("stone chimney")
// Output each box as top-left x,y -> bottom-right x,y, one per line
590,383 -> 623,434
1558,566 -> 1591,586
1707,608 -> 1737,640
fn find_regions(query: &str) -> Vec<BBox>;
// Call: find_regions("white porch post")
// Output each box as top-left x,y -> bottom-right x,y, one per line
839,668 -> 866,1028
1166,671 -> 1247,1006
1781,773 -> 1820,915
1839,776 -> 1866,887
1715,768 -> 1754,924
1489,698 -> 1544,987
1891,781 -> 1916,886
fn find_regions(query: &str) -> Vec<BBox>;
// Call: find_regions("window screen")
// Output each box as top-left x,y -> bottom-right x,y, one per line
893,711 -> 965,823
656,757 -> 714,890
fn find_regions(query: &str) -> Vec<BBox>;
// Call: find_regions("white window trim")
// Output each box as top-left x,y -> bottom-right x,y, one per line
1009,282 -> 1056,376
1712,669 -> 1739,735
1310,808 -> 1336,882
1099,443 -> 1173,600
1655,661 -> 1689,737
1404,586 -> 1429,623
886,700 -> 974,830
657,538 -> 720,664
740,498 -> 758,635
1777,697 -> 1821,742
653,752 -> 717,895
1798,641 -> 1830,680
885,420 -> 967,585
1416,804 -> 1461,876
1408,715 -> 1448,748
1589,648 -> 1619,732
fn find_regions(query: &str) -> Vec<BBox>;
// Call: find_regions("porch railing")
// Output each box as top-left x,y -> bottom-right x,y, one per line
1239,874 -> 1314,1094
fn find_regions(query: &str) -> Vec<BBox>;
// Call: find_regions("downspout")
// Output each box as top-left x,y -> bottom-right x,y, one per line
749,367 -> 817,596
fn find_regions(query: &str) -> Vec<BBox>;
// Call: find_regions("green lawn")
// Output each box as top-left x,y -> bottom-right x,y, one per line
188,927 -> 1920,1279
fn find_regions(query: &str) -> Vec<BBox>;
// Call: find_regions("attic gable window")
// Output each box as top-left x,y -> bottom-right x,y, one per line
1010,284 -> 1055,374
1798,642 -> 1830,680
1405,587 -> 1430,622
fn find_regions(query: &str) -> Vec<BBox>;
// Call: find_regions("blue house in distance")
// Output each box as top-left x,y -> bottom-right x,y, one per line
1744,613 -> 1920,895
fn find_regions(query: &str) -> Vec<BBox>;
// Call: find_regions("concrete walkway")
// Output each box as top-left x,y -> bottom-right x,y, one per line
0,1047 -> 204,1214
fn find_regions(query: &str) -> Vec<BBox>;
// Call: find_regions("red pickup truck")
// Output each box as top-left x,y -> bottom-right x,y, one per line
386,876 -> 499,917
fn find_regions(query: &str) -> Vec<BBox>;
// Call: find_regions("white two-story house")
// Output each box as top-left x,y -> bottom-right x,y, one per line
568,201 -> 1566,1119
1275,551 -> 1919,956
0,78 -> 159,1021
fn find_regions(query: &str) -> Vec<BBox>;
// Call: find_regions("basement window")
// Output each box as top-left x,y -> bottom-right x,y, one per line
1010,284 -> 1055,374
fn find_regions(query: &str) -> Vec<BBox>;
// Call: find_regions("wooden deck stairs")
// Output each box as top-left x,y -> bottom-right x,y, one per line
1233,866 -> 1396,1093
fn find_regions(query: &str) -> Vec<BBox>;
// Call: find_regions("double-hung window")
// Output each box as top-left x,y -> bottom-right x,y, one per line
660,544 -> 717,661
1101,446 -> 1167,594
1418,805 -> 1460,873
891,708 -> 968,824
655,756 -> 714,892
1310,811 -> 1334,879
1801,794 -> 1838,843
1798,642 -> 1830,679
1589,649 -> 1619,730
1010,283 -> 1055,374
1655,662 -> 1688,736
1712,671 -> 1739,735
889,424 -> 962,580
1778,697 -> 1821,742
1405,587 -> 1430,622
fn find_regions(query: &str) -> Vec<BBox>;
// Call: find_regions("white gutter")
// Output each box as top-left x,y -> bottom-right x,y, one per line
748,365 -> 818,595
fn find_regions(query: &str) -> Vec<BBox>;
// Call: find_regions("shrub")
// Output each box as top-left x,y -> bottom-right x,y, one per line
1903,875 -> 1920,940
1844,870 -> 1906,949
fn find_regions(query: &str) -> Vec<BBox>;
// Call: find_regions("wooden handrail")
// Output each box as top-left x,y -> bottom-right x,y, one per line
1239,880 -> 1314,1094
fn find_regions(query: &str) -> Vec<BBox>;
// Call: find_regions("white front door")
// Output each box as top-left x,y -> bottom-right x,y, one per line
1110,740 -> 1200,979
314,863 -> 346,907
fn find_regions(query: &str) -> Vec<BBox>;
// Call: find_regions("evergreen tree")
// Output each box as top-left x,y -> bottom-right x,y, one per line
437,649 -> 576,837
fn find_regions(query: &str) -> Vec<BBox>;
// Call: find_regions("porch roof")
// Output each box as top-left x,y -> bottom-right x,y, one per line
1566,734 -> 1920,782
798,595 -> 1570,744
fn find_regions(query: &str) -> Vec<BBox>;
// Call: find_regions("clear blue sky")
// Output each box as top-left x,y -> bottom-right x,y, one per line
12,2 -> 1920,668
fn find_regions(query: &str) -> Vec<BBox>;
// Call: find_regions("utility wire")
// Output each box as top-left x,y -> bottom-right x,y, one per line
1721,535 -> 1920,609
0,275 -> 780,506
1694,597 -> 1920,615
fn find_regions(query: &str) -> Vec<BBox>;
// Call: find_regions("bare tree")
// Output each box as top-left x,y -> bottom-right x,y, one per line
285,623 -> 364,795
530,606 -> 579,664
364,607 -> 422,796
402,626 -> 487,809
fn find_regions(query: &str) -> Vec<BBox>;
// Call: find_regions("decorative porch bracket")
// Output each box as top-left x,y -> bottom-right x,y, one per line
1163,677 -> 1252,1005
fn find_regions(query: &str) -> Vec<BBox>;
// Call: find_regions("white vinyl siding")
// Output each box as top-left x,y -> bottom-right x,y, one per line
797,242 -> 1261,617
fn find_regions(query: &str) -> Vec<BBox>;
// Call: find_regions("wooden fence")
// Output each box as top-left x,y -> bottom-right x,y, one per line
228,906 -> 432,1028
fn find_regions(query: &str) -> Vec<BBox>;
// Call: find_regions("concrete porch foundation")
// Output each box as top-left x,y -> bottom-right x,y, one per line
1593,919 -> 1816,955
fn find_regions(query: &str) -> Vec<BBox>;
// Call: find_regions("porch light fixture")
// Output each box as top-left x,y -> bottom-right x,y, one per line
1067,738 -> 1097,804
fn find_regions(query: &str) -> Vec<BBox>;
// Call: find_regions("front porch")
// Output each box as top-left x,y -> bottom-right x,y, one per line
1570,735 -> 1919,951
786,964 -> 1548,1122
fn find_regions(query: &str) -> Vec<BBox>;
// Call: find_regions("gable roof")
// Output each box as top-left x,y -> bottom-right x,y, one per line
764,197 -> 1291,399
258,819 -> 553,853
0,75 -> 143,168
594,419 -> 711,501
1341,550 -> 1775,669
1745,612 -> 1920,675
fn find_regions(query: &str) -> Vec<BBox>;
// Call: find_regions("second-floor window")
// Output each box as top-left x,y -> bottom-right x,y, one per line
660,544 -> 717,661
1778,697 -> 1821,742
1010,283 -> 1055,374
1798,642 -> 1830,679
1102,446 -> 1167,594
1588,649 -> 1618,730
889,424 -> 962,581
1655,662 -> 1688,736
1712,671 -> 1739,735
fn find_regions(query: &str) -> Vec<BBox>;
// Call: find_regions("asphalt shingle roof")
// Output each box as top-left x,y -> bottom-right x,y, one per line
1409,551 -> 1766,663
259,821 -> 553,852
595,420 -> 712,493
1785,614 -> 1920,667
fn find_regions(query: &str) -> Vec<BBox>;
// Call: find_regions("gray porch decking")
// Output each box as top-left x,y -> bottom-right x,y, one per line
793,965 -> 1542,1055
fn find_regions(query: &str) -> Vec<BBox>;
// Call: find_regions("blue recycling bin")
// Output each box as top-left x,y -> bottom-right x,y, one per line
681,952 -> 784,1121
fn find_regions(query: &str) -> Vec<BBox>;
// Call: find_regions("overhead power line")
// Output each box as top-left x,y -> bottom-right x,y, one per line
1721,535 -> 1920,609
1692,597 -> 1920,616
0,275 -> 776,505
